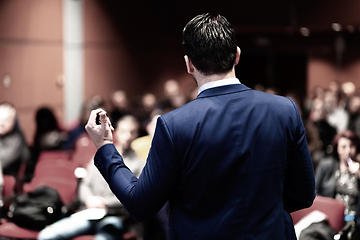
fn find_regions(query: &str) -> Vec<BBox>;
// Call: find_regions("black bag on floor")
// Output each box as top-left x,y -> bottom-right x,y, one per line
8,185 -> 63,230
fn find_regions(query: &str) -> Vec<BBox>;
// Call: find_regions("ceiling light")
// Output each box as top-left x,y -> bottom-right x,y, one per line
299,27 -> 310,37
332,23 -> 342,32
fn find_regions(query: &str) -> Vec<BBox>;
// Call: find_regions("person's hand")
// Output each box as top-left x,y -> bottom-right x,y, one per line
348,158 -> 360,178
85,109 -> 114,149
85,196 -> 107,209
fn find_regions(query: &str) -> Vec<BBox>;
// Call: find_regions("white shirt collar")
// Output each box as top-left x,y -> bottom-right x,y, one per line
198,78 -> 241,94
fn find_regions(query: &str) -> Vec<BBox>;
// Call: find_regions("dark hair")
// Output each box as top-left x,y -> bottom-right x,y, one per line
34,107 -> 60,144
331,130 -> 360,159
35,107 -> 59,133
182,13 -> 237,76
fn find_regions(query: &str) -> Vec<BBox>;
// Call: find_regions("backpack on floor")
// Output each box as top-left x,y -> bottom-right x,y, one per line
8,185 -> 63,230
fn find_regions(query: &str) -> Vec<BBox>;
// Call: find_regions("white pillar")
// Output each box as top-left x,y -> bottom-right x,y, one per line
63,0 -> 83,124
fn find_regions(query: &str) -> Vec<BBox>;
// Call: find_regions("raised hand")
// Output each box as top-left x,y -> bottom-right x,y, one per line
85,108 -> 114,149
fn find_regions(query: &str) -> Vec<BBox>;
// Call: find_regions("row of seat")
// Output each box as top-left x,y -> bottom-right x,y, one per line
0,133 -> 136,240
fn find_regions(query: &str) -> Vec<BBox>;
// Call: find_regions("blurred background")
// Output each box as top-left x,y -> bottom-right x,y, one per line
1,0 -> 360,145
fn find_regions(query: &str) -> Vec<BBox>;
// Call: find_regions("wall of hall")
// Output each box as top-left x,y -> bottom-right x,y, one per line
0,0 -> 194,146
300,0 -> 360,96
0,0 -> 63,145
307,54 -> 360,96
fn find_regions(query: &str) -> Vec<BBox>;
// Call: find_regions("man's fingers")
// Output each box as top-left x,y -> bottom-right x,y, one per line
85,108 -> 113,149
100,112 -> 108,128
97,111 -> 114,130
87,108 -> 104,126
108,118 -> 114,131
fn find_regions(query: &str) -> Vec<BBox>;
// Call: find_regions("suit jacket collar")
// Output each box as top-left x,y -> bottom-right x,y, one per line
196,84 -> 251,99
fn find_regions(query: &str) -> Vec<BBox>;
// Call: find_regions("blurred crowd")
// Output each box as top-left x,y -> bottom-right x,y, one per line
2,78 -> 360,239
302,81 -> 360,169
0,79 -> 193,240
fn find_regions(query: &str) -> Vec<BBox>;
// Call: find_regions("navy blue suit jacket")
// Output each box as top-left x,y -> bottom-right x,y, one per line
94,84 -> 315,239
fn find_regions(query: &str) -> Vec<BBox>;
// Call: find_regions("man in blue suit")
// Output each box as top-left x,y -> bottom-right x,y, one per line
86,13 -> 315,239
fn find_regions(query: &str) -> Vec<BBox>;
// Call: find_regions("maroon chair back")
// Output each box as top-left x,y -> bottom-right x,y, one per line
291,196 -> 345,232
2,175 -> 16,199
70,133 -> 97,168
37,150 -> 70,163
0,221 -> 39,239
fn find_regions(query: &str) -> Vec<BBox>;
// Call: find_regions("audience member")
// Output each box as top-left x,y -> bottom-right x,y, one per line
133,93 -> 158,137
157,79 -> 186,112
112,115 -> 145,176
109,90 -> 130,126
340,81 -> 356,109
31,106 -> 66,163
303,86 -> 325,120
328,80 -> 342,101
131,110 -> 162,162
116,114 -> 169,240
348,94 -> 360,137
305,98 -> 337,168
0,103 -> 31,177
37,115 -> 144,240
315,130 -> 360,219
324,90 -> 349,133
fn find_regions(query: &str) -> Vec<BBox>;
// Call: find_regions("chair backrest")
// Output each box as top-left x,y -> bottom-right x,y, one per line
0,221 -> 39,238
70,133 -> 97,167
33,159 -> 77,180
291,196 -> 345,232
37,150 -> 70,163
23,178 -> 78,205
2,175 -> 16,199
24,159 -> 79,205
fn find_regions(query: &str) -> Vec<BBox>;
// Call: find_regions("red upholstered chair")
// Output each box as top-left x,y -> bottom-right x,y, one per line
291,195 -> 346,232
0,176 -> 38,239
72,232 -> 138,240
15,161 -> 27,194
0,221 -> 39,239
2,175 -> 16,199
0,177 -> 78,239
2,175 -> 16,212
0,176 -> 53,238
70,133 -> 97,168
23,178 -> 78,205
23,157 -> 79,206
37,150 -> 70,164
32,159 -> 78,180
73,236 -> 94,240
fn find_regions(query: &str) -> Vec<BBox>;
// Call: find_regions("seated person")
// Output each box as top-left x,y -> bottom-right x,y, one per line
131,110 -> 162,162
38,115 -> 145,240
0,102 -> 31,177
32,106 -> 67,159
316,130 -> 360,218
297,130 -> 360,239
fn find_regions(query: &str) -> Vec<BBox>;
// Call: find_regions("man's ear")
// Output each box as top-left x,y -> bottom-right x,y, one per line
184,55 -> 194,74
234,46 -> 241,66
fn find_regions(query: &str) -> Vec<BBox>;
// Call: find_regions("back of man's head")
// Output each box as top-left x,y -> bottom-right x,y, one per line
182,13 -> 237,76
